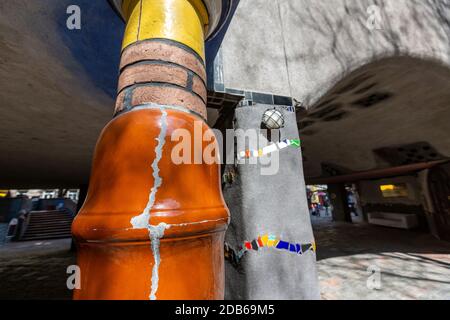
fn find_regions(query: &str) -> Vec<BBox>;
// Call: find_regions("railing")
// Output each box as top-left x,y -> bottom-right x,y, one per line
6,210 -> 30,241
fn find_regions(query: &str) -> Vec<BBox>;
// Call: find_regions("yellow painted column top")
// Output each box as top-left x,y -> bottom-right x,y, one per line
122,0 -> 209,60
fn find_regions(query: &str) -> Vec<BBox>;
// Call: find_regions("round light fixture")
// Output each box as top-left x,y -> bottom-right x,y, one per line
262,109 -> 285,130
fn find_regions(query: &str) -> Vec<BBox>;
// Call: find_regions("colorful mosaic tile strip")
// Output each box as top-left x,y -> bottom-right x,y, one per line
238,139 -> 301,160
235,234 -> 316,259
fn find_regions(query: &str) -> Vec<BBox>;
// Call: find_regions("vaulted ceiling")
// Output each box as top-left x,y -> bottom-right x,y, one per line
299,57 -> 450,179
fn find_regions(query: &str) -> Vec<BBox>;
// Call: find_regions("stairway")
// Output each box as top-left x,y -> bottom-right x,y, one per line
20,210 -> 74,241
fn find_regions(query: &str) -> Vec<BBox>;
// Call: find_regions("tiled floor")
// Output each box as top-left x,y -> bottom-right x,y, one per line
313,218 -> 450,300
0,239 -> 75,300
0,220 -> 449,300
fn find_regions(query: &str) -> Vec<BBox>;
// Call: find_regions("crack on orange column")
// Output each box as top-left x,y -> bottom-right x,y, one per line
148,222 -> 169,300
130,107 -> 169,300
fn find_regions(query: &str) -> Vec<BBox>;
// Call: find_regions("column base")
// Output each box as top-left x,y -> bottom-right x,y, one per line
73,107 -> 229,300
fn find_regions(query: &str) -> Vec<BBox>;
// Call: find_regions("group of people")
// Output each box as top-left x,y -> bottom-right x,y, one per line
310,202 -> 331,217
308,186 -> 358,218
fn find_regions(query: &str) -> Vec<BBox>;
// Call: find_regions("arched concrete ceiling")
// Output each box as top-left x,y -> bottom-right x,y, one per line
0,0 -> 236,188
0,0 -> 124,188
300,57 -> 450,178
221,0 -> 450,105
1,0 -> 449,187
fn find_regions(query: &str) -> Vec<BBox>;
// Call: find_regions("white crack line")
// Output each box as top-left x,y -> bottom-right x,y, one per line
130,108 -> 169,301
148,222 -> 169,300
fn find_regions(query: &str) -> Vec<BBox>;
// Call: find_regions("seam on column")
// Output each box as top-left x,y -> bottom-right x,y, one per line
118,82 -> 207,104
137,0 -> 143,42
121,38 -> 206,67
114,102 -> 207,123
120,59 -> 207,87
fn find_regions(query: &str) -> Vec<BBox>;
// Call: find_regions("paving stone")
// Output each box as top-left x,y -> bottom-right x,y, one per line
0,224 -> 449,300
313,218 -> 450,300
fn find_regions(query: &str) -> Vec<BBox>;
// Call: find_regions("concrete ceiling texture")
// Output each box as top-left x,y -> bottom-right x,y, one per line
0,0 -> 237,189
1,1 -> 450,188
300,57 -> 450,179
0,0 -> 123,188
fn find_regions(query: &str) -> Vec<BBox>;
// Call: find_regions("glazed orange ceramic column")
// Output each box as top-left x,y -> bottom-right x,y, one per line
72,0 -> 229,300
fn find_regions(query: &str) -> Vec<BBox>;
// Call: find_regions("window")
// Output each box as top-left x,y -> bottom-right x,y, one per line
379,184 -> 409,198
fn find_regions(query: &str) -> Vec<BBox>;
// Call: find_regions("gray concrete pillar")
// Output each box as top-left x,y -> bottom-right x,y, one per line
223,104 -> 320,300
328,184 -> 352,223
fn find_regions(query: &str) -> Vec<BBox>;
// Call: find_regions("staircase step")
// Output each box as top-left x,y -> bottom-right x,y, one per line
29,212 -> 68,216
32,210 -> 69,212
25,225 -> 72,231
29,216 -> 72,220
27,222 -> 72,227
30,212 -> 70,218
30,211 -> 67,214
29,213 -> 71,218
28,222 -> 73,227
18,209 -> 75,241
26,229 -> 72,235
21,234 -> 72,241
29,218 -> 72,222
27,226 -> 72,230
24,229 -> 72,235
29,214 -> 70,218
28,220 -> 72,225
23,230 -> 72,235
27,225 -> 72,230
30,214 -> 72,218
22,235 -> 72,240
30,215 -> 72,219
23,233 -> 72,239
